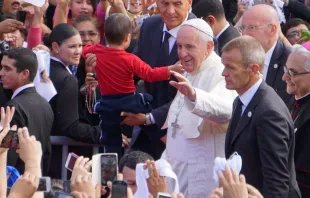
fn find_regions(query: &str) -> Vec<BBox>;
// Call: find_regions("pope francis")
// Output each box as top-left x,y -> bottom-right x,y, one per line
162,19 -> 237,197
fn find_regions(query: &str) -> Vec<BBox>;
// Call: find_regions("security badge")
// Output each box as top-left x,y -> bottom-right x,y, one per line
274,64 -> 278,69
248,111 -> 252,117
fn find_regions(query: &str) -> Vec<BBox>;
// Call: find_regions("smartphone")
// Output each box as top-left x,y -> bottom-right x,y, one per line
37,177 -> 51,192
65,152 -> 79,171
54,192 -> 74,198
112,180 -> 127,198
63,180 -> 71,194
101,153 -> 118,186
0,130 -> 19,149
157,192 -> 172,198
17,10 -> 26,23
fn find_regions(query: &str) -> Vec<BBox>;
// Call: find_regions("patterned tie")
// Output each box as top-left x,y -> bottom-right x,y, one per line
291,100 -> 300,120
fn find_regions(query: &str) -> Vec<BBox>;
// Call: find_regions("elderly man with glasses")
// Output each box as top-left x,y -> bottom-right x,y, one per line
282,44 -> 310,198
241,4 -> 293,108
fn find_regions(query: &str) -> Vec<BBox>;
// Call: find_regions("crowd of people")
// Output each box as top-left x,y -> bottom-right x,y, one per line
0,0 -> 310,197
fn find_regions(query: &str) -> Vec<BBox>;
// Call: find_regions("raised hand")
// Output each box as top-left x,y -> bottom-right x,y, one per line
71,156 -> 92,181
218,165 -> 248,198
71,174 -> 96,197
144,160 -> 167,198
8,172 -> 39,198
169,71 -> 196,101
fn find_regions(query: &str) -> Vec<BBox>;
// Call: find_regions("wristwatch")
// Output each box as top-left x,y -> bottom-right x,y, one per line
144,113 -> 152,125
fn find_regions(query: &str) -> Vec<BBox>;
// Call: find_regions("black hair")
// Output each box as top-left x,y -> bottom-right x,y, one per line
2,47 -> 38,82
72,15 -> 99,31
192,0 -> 225,21
45,23 -> 79,48
282,18 -> 310,36
119,151 -> 154,172
104,13 -> 132,45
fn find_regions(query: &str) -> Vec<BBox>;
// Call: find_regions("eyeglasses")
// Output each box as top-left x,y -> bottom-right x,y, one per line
79,31 -> 98,38
283,65 -> 310,77
239,24 -> 271,32
286,29 -> 308,38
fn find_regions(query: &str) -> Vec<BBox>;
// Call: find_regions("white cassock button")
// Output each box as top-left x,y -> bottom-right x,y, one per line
248,111 -> 252,117
274,64 -> 278,69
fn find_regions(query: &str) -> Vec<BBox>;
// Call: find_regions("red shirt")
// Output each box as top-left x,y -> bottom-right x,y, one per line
83,44 -> 169,95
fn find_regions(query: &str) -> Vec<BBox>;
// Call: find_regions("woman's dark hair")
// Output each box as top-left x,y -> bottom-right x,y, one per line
105,13 -> 132,45
44,23 -> 79,48
72,15 -> 99,31
282,18 -> 310,36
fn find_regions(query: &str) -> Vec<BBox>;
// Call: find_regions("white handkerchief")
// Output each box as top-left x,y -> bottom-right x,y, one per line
134,159 -> 179,198
23,0 -> 45,7
213,153 -> 242,184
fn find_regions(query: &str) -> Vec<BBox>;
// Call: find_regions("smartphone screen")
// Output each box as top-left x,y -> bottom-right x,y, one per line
0,130 -> 19,149
37,177 -> 51,192
17,10 -> 26,23
101,154 -> 117,185
65,153 -> 79,171
112,181 -> 127,198
54,192 -> 74,198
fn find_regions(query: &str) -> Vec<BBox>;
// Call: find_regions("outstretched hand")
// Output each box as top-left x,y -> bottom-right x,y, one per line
169,71 -> 196,101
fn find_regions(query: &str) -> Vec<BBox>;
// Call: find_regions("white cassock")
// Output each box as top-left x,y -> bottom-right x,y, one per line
162,51 -> 237,197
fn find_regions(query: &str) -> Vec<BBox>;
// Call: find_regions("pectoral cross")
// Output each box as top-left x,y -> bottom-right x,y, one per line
171,118 -> 180,138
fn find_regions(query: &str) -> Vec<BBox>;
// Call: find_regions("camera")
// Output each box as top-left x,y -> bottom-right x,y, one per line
0,41 -> 9,54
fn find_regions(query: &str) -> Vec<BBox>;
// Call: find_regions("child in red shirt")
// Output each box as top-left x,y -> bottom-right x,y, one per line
82,13 -> 183,157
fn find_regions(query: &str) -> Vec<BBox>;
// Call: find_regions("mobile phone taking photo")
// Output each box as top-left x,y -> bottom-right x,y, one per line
17,10 -> 26,23
37,177 -> 51,192
157,192 -> 172,198
54,192 -> 74,198
101,154 -> 118,186
0,130 -> 19,149
65,152 -> 79,171
112,180 -> 127,198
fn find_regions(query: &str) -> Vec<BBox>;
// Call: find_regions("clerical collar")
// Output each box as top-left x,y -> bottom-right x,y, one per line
12,83 -> 34,99
295,92 -> 310,103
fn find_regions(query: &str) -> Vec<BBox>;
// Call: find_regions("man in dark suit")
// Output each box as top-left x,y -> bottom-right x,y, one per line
222,36 -> 300,198
241,4 -> 293,108
0,47 -> 54,175
192,0 -> 240,56
121,0 -> 195,159
282,45 -> 310,198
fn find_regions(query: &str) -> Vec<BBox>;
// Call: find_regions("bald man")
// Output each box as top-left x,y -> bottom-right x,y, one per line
241,4 -> 294,109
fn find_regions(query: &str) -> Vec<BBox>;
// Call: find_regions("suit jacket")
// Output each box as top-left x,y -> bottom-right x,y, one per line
49,59 -> 100,143
225,82 -> 300,198
6,87 -> 53,176
0,84 -> 12,107
266,40 -> 294,108
217,24 -> 240,56
293,97 -> 310,197
285,0 -> 310,21
222,0 -> 237,24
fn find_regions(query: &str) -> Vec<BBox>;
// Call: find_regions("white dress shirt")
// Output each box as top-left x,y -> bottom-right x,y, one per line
50,56 -> 72,75
215,22 -> 230,40
239,78 -> 263,115
12,83 -> 35,99
263,41 -> 277,80
162,13 -> 189,54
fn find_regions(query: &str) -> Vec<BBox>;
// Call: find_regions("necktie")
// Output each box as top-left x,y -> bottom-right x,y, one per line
162,31 -> 171,56
155,31 -> 172,66
291,100 -> 300,120
230,98 -> 243,134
